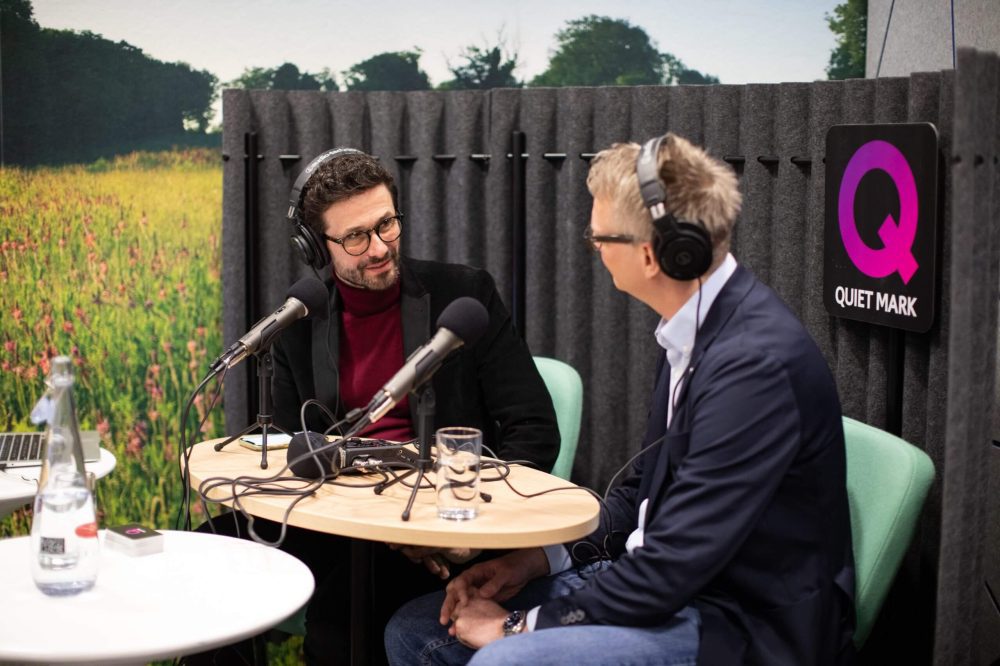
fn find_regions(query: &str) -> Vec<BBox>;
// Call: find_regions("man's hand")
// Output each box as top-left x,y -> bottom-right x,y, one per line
449,595 -> 509,649
439,548 -> 548,626
387,544 -> 480,579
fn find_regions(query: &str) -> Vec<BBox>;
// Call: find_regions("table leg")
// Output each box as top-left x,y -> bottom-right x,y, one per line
350,539 -> 372,666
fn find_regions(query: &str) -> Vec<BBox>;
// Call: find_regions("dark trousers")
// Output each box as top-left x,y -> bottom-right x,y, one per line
187,512 -> 448,666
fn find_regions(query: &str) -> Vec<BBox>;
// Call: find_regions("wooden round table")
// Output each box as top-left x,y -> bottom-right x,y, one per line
186,438 -> 600,666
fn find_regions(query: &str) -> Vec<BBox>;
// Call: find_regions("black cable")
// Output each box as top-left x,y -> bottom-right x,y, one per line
876,0 -> 896,78
950,0 -> 956,70
174,367 -> 225,531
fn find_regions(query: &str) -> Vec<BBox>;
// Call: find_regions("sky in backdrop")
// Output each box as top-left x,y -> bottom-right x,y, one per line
31,0 -> 842,89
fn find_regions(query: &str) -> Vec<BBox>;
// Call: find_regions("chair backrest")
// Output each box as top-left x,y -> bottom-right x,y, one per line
533,357 -> 584,481
842,416 -> 935,647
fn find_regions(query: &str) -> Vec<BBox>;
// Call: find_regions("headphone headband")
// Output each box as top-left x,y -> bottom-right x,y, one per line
287,147 -> 364,221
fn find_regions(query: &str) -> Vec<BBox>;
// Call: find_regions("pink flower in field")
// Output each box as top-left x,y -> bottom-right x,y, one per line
186,340 -> 197,354
98,262 -> 108,277
196,326 -> 207,338
74,307 -> 89,325
158,288 -> 167,300
96,418 -> 110,438
11,307 -> 22,322
126,421 -> 148,458
62,321 -> 74,334
3,340 -> 14,354
176,282 -> 187,295
39,356 -> 50,376
25,366 -> 37,380
161,340 -> 173,354
147,409 -> 159,422
83,232 -> 96,249
1,361 -> 10,372
149,364 -> 160,377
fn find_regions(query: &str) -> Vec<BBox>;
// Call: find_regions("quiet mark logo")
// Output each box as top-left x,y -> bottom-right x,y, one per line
824,124 -> 939,333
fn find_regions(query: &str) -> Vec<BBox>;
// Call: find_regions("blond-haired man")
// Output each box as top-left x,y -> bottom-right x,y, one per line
384,134 -> 856,666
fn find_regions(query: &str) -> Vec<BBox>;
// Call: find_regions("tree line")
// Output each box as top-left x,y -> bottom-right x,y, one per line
0,0 -> 864,166
1,0 -> 217,166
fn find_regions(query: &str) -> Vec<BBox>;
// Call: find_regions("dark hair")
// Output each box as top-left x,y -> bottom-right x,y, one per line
301,152 -> 398,235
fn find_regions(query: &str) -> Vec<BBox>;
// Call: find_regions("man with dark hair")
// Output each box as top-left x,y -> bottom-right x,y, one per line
384,133 -> 855,665
199,150 -> 558,665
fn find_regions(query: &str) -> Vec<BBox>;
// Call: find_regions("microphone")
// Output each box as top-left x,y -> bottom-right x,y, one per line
211,277 -> 329,373
364,297 -> 489,424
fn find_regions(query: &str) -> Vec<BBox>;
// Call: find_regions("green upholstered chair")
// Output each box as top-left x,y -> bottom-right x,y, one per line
533,357 -> 584,481
842,416 -> 935,647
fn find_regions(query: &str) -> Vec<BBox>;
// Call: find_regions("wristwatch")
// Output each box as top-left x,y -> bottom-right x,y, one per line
502,609 -> 527,636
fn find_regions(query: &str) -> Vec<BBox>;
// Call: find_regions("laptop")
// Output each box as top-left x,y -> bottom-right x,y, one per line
0,431 -> 101,468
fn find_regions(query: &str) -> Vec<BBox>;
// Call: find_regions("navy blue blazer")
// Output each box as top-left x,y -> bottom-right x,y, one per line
535,266 -> 856,665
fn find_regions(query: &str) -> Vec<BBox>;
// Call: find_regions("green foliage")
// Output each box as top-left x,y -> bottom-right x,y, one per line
827,0 -> 867,80
531,15 -> 718,87
343,50 -> 431,91
228,62 -> 338,91
0,4 -> 217,165
0,149 -> 224,538
439,39 -> 520,90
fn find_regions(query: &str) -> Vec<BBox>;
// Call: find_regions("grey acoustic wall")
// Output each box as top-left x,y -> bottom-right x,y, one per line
221,48 -> 1000,664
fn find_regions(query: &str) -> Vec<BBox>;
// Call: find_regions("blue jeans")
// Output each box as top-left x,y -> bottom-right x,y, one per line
384,562 -> 701,666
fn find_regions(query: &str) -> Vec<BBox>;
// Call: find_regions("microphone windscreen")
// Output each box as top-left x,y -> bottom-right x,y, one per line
437,297 -> 489,346
287,277 -> 329,321
287,431 -> 335,479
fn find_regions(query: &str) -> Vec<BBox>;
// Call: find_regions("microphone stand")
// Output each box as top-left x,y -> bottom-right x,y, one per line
213,349 -> 291,469
374,384 -> 434,521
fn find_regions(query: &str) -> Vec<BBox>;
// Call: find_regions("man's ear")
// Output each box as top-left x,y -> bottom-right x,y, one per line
640,243 -> 661,278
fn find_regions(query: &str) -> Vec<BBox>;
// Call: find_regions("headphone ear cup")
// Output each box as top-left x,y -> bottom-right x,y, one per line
652,216 -> 713,281
291,220 -> 330,270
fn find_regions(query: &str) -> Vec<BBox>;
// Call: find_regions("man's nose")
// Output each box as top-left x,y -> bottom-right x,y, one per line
367,231 -> 389,256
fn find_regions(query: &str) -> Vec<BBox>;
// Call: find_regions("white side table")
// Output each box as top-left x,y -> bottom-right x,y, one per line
0,529 -> 315,664
0,448 -> 117,518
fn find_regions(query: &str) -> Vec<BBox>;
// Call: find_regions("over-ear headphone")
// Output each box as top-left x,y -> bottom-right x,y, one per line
635,135 -> 713,281
287,147 -> 364,270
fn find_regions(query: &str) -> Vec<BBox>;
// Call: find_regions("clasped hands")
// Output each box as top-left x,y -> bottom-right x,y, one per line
433,547 -> 549,650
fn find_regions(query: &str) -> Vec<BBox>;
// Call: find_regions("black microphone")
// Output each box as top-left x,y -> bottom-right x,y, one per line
364,297 -> 489,424
211,277 -> 328,373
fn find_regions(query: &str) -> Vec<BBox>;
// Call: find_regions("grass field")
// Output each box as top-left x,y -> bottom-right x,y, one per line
0,148 -> 224,536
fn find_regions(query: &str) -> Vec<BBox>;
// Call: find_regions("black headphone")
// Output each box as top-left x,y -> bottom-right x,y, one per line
287,147 -> 364,270
635,134 -> 713,281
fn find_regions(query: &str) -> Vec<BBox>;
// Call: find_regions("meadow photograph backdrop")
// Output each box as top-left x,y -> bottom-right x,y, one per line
0,148 -> 224,537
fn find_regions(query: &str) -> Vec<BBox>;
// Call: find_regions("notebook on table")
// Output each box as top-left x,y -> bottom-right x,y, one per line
0,431 -> 101,468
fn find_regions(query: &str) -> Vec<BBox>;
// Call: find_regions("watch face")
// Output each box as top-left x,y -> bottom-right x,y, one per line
503,610 -> 525,636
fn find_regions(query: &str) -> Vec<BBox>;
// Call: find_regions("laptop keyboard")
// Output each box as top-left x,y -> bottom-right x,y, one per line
0,432 -> 45,464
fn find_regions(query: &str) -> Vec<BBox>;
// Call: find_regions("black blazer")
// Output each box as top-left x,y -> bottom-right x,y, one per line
535,266 -> 856,665
271,257 -> 559,471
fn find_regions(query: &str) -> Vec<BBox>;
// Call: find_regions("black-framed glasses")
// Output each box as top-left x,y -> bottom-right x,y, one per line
583,227 -> 637,252
323,214 -> 404,256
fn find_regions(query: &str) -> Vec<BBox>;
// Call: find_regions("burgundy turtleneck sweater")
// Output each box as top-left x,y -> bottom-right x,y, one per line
335,277 -> 414,442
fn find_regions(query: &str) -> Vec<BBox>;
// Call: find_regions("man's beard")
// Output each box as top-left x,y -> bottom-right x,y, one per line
333,245 -> 401,290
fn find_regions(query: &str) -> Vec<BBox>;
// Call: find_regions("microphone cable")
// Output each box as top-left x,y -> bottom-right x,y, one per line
174,365 -> 228,531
